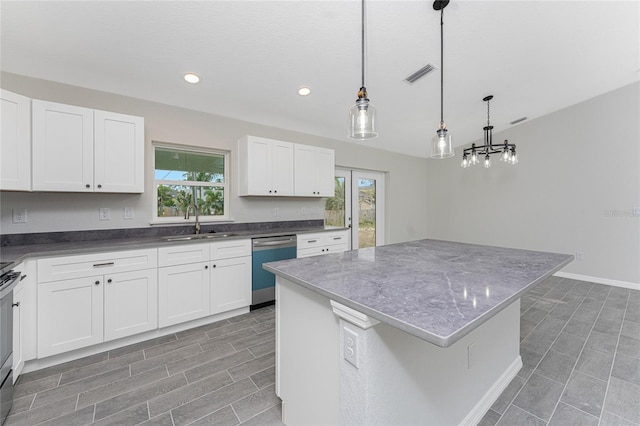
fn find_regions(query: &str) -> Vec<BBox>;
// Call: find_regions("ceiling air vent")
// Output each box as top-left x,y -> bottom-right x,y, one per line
510,117 -> 528,125
404,63 -> 437,84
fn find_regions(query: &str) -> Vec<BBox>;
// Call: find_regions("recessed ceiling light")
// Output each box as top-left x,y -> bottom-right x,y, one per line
184,73 -> 200,84
298,86 -> 311,96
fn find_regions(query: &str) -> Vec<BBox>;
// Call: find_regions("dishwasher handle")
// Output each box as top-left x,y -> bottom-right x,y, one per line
252,235 -> 297,250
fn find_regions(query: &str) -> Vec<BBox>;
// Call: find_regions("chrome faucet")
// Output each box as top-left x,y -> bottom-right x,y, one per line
185,203 -> 201,234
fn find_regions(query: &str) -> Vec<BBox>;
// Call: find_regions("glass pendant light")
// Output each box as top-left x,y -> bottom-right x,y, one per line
431,0 -> 454,159
348,0 -> 377,140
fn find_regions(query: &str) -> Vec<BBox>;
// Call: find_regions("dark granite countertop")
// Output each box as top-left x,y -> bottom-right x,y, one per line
264,239 -> 573,348
0,225 -> 348,269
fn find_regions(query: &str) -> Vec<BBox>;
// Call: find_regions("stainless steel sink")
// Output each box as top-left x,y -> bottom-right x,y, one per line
162,233 -> 238,242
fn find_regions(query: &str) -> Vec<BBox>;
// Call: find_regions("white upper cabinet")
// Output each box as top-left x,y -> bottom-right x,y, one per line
294,144 -> 335,197
238,135 -> 335,197
32,100 -> 94,191
32,99 -> 144,193
1,90 -> 32,191
238,135 -> 294,196
94,110 -> 144,193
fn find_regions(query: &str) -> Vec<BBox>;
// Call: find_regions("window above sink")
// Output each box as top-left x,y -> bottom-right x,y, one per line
153,143 -> 230,224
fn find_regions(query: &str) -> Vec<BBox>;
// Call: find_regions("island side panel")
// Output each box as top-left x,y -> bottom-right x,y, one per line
276,277 -> 340,425
353,300 -> 522,425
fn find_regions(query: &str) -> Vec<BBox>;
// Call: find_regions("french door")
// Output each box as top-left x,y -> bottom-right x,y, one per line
325,168 -> 384,249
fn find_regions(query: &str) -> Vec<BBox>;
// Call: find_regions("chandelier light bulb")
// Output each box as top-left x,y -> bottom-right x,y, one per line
484,154 -> 491,168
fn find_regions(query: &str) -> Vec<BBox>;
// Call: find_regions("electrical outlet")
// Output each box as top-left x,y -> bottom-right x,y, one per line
273,208 -> 279,217
343,327 -> 359,368
300,208 -> 307,215
12,208 -> 27,223
99,208 -> 111,221
576,251 -> 584,261
124,207 -> 134,219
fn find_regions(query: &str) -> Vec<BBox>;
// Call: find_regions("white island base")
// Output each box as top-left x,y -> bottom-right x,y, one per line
276,277 -> 522,426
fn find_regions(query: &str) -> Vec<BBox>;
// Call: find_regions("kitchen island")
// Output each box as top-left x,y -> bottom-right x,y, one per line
264,239 -> 572,425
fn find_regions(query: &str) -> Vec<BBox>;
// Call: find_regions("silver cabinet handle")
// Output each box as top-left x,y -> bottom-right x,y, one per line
333,237 -> 342,240
307,240 -> 318,244
93,262 -> 115,268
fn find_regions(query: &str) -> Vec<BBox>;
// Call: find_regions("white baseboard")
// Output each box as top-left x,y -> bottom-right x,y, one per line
460,355 -> 523,426
554,271 -> 640,291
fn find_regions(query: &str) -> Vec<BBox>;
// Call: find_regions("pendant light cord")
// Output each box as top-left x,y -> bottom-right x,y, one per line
440,7 -> 444,125
361,0 -> 365,89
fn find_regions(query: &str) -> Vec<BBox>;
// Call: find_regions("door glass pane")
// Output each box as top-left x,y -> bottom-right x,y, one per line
325,177 -> 346,227
358,178 -> 376,248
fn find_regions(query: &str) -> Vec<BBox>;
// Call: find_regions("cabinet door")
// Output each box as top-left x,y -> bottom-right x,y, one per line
12,283 -> 25,380
32,100 -> 94,191
158,262 -> 210,327
293,144 -> 316,196
0,90 -> 31,191
243,136 -> 272,195
271,140 -> 294,195
37,276 -> 104,358
104,269 -> 158,341
94,110 -> 144,193
294,145 -> 335,197
210,256 -> 251,314
314,147 -> 335,197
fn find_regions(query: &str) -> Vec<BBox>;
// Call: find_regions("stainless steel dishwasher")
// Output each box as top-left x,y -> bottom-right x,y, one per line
251,235 -> 297,308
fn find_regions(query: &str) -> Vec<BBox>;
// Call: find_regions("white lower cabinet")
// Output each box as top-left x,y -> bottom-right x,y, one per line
297,230 -> 349,258
158,261 -> 210,328
12,280 -> 25,380
104,269 -> 158,341
158,239 -> 252,328
211,256 -> 251,314
36,249 -> 157,358
38,275 -> 104,358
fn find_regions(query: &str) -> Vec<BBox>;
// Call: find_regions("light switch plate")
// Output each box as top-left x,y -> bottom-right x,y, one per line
12,208 -> 27,223
99,208 -> 111,220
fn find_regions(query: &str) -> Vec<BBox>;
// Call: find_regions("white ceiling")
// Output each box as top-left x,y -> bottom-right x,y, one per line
2,1 -> 639,158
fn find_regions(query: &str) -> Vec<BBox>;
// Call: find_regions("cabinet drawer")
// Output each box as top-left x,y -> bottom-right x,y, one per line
298,231 -> 348,248
210,239 -> 251,260
38,249 -> 158,283
158,243 -> 210,267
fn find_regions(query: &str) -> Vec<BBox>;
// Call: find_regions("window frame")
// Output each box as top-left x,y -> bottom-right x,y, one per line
152,142 -> 230,224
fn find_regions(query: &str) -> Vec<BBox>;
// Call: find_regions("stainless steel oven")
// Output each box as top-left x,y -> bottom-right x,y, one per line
0,268 -> 21,425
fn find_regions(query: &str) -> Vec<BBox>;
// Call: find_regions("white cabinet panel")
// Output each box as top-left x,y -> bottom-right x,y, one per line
238,135 -> 294,196
94,110 -> 144,193
0,90 -> 31,191
294,144 -> 335,197
37,276 -> 104,358
37,249 -> 157,283
158,243 -> 210,267
104,269 -> 158,341
12,281 -> 25,380
158,262 -> 210,327
211,256 -> 251,314
32,100 -> 94,192
297,230 -> 349,258
210,239 -> 251,260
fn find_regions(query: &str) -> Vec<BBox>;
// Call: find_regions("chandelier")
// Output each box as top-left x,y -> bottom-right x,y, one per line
461,95 -> 518,168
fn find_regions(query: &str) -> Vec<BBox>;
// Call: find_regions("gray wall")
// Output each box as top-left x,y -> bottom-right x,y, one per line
425,82 -> 640,285
0,72 -> 429,245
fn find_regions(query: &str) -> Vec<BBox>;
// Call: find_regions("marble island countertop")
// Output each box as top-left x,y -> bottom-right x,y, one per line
264,239 -> 573,347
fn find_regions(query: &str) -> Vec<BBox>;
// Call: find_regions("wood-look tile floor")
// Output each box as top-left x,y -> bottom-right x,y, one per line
6,277 -> 639,426
6,306 -> 283,426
